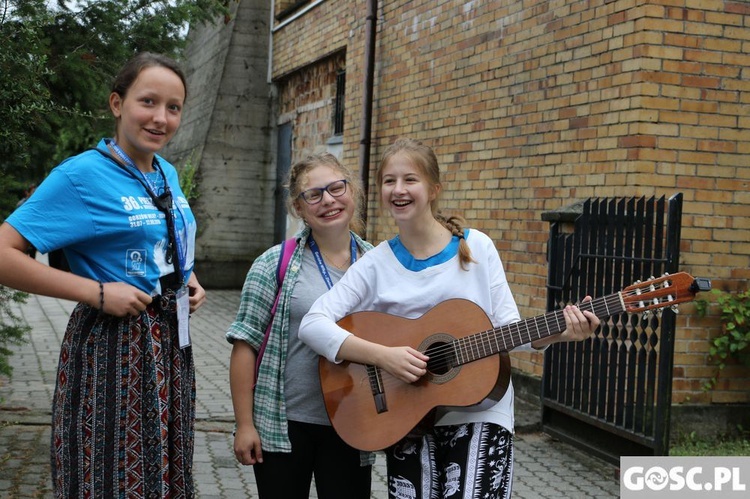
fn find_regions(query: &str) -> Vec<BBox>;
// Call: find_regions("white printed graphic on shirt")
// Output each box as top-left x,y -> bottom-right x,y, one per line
153,238 -> 172,276
449,425 -> 469,446
126,249 -> 147,276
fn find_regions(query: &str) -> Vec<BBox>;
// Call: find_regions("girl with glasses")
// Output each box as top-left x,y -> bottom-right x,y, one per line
227,152 -> 374,498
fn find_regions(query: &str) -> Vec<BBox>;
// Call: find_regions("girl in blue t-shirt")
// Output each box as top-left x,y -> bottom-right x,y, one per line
0,52 -> 205,498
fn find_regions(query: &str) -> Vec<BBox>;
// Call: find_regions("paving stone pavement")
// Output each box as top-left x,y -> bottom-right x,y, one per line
1,283 -> 620,498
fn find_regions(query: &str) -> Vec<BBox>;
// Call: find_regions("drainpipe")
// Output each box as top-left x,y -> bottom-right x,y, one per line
359,0 -> 378,232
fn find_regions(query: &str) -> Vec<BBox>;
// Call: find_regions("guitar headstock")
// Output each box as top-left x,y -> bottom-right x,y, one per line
621,272 -> 711,315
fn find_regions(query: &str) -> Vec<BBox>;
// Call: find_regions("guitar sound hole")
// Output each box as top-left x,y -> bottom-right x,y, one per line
424,342 -> 453,375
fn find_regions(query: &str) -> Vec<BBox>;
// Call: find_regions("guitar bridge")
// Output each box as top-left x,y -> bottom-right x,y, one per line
367,365 -> 388,414
374,393 -> 387,414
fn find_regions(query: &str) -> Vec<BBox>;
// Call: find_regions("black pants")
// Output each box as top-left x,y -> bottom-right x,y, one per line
253,421 -> 372,499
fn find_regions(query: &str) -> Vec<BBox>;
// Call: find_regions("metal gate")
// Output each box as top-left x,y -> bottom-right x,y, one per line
541,194 -> 683,464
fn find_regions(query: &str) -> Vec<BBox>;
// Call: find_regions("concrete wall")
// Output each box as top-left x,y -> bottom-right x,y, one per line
164,0 -> 274,288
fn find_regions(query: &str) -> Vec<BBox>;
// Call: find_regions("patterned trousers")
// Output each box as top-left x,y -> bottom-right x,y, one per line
51,292 -> 195,498
386,422 -> 514,499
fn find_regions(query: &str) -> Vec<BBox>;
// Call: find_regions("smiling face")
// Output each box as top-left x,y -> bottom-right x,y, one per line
294,164 -> 356,237
109,65 -> 185,170
380,151 -> 440,227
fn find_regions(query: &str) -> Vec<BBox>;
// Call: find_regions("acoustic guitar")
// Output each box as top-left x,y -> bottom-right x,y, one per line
319,272 -> 710,451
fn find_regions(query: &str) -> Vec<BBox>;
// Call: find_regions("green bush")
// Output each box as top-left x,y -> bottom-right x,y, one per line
178,150 -> 201,204
696,289 -> 750,390
0,286 -> 30,378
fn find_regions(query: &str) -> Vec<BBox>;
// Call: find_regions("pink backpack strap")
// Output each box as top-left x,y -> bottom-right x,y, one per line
254,237 -> 296,386
272,237 -> 296,311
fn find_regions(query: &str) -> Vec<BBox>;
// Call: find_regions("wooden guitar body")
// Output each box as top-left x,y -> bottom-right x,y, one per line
320,299 -> 510,452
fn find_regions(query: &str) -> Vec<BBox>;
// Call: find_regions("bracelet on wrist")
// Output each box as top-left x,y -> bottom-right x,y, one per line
98,281 -> 105,312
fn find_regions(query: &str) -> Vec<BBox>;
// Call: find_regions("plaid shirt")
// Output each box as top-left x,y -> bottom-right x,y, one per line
226,226 -> 373,453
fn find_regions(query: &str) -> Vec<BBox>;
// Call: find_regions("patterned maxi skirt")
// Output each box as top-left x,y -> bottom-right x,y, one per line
51,292 -> 196,498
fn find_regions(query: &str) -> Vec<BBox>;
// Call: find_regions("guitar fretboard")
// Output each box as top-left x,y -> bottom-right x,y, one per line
453,292 -> 625,366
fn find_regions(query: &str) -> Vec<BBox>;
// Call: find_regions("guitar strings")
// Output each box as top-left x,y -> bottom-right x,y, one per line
362,285 -> 675,385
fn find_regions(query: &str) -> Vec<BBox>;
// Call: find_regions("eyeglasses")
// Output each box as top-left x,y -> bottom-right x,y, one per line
298,179 -> 348,205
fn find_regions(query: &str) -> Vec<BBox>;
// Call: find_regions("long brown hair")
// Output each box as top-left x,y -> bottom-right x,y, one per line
379,138 -> 476,270
287,153 -> 365,235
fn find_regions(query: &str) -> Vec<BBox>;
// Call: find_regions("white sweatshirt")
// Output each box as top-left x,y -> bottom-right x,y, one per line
299,229 -> 529,432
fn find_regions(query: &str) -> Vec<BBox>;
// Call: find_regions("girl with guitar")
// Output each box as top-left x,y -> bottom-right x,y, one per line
299,138 -> 600,498
227,153 -> 374,498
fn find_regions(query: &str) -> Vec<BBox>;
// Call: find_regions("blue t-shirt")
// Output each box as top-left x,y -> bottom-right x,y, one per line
6,139 -> 196,295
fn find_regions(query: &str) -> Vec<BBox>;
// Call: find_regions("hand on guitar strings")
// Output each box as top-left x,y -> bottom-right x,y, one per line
339,334 -> 430,384
377,345 -> 430,384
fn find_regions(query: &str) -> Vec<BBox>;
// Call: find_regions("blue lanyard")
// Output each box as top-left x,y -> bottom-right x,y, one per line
107,140 -> 188,284
108,140 -> 163,195
308,234 -> 358,289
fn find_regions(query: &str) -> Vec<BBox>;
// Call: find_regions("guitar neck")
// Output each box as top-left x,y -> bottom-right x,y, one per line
453,292 -> 625,365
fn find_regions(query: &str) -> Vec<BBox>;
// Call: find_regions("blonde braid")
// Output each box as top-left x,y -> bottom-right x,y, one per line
436,213 -> 476,270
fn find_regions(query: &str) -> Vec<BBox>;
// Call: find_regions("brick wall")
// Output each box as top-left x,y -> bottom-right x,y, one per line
271,0 -> 750,404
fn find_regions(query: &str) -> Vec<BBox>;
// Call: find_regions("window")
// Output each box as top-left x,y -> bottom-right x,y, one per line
333,70 -> 345,136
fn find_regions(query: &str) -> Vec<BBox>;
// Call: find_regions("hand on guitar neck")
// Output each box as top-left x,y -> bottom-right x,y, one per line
530,296 -> 599,349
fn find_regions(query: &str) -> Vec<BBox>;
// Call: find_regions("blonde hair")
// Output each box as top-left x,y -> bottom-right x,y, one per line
378,138 -> 476,270
286,153 -> 365,235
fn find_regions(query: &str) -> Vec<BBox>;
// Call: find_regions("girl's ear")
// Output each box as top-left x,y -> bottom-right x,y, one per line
109,92 -> 123,118
430,183 -> 441,202
292,199 -> 304,220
